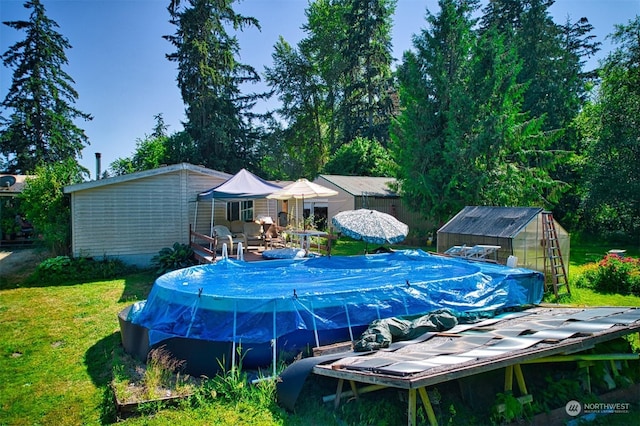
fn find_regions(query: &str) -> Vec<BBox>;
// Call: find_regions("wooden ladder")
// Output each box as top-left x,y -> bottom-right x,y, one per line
542,212 -> 570,297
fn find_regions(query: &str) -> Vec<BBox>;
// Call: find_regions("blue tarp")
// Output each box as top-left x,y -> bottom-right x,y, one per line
129,250 -> 544,351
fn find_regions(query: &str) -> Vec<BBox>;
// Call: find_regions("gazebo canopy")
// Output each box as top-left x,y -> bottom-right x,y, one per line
197,168 -> 282,201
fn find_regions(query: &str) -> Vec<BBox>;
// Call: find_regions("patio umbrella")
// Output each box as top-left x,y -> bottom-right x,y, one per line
332,208 -> 409,252
267,178 -> 338,228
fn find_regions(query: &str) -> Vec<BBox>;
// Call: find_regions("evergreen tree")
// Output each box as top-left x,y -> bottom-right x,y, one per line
480,0 -> 600,226
393,0 -> 560,227
469,25 -> 560,207
580,17 -> 640,240
1,0 -> 92,173
481,0 -> 599,137
339,0 -> 396,146
392,0 -> 479,226
164,0 -> 262,173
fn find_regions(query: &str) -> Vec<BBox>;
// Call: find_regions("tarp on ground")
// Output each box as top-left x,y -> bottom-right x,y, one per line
353,309 -> 458,351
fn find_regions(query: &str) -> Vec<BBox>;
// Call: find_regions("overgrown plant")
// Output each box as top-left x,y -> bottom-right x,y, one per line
151,242 -> 195,275
143,347 -> 191,400
210,346 -> 279,410
490,392 -> 531,425
18,159 -> 88,256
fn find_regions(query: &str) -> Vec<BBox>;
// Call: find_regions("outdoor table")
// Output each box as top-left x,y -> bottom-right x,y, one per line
288,230 -> 328,253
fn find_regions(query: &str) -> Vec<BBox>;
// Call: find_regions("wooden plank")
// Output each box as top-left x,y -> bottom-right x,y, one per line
313,341 -> 353,357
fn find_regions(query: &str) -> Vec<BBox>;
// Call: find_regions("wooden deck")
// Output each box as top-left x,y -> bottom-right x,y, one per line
311,306 -> 640,426
189,226 -> 334,263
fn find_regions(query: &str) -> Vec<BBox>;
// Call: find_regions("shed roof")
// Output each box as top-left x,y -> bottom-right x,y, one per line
438,206 -> 544,238
64,163 -> 230,194
318,175 -> 397,197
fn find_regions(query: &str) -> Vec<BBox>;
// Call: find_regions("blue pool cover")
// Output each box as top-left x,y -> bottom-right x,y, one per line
127,249 -> 543,366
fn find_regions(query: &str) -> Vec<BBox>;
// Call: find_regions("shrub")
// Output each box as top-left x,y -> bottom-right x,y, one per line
577,254 -> 640,296
25,255 -> 137,285
151,242 -> 195,275
19,159 -> 87,256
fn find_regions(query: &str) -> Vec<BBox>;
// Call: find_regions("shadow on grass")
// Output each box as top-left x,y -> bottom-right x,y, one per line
85,331 -> 121,387
117,271 -> 155,303
85,331 -> 122,424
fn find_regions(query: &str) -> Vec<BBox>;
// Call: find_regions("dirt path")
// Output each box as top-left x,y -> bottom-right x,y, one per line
0,247 -> 49,278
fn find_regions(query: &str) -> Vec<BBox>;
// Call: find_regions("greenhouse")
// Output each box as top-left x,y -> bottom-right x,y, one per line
437,206 -> 570,273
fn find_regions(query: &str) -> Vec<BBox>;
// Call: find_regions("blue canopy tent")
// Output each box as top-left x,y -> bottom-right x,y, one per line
195,168 -> 283,237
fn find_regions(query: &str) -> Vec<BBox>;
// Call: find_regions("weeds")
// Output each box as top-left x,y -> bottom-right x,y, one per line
111,346 -> 197,406
490,392 -> 532,425
210,346 -> 280,409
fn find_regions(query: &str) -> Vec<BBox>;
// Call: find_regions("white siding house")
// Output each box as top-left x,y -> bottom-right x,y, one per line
64,163 -> 230,266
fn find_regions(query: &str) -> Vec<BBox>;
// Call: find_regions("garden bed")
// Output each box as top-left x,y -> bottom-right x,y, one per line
111,346 -> 200,418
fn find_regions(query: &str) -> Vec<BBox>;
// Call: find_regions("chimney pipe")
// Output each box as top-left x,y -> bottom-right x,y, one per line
95,152 -> 102,180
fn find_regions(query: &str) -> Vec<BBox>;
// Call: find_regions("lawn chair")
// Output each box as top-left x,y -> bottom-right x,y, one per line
213,225 -> 246,254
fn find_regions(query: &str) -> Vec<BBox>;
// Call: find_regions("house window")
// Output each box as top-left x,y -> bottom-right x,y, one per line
227,200 -> 253,221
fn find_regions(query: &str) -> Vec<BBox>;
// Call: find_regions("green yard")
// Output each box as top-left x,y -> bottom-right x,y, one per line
0,239 -> 638,425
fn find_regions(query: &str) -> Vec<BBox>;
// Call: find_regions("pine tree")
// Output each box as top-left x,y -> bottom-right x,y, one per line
339,0 -> 396,146
392,0 -> 479,226
164,0 -> 262,173
1,0 -> 91,173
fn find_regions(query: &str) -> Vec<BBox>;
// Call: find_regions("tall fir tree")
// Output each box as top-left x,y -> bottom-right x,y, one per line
393,0 -> 561,227
392,0 -> 479,226
469,25 -> 560,207
480,0 -> 599,226
1,0 -> 92,173
164,0 -> 262,173
339,0 -> 396,146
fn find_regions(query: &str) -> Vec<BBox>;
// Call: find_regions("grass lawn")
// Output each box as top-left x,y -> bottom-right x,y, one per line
0,272 -> 152,425
1,238 -> 639,425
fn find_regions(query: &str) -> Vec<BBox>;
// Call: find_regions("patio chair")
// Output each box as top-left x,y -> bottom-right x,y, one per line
243,222 -> 264,248
213,225 -> 246,254
264,224 -> 286,249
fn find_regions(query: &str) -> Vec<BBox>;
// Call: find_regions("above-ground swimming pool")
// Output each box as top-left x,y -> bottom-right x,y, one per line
119,249 -> 544,375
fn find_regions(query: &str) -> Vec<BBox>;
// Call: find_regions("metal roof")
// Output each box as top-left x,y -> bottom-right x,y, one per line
317,175 -> 398,197
64,163 -> 231,194
438,206 -> 544,238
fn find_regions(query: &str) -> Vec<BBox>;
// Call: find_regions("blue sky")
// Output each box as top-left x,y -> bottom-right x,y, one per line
1,0 -> 638,178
